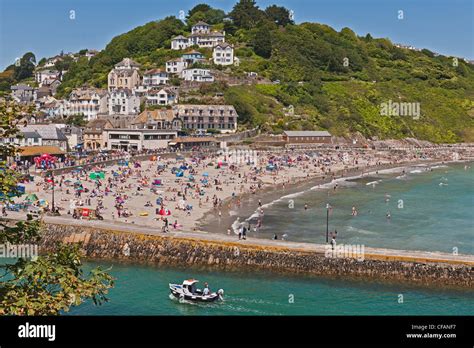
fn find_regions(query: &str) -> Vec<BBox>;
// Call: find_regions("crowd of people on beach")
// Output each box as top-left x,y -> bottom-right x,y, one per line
7,145 -> 473,241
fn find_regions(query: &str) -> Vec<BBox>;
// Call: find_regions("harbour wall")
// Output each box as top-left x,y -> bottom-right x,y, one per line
38,222 -> 473,288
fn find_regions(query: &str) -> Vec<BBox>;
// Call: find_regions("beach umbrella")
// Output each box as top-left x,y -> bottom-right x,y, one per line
176,171 -> 184,178
202,172 -> 209,177
158,208 -> 171,216
38,199 -> 48,206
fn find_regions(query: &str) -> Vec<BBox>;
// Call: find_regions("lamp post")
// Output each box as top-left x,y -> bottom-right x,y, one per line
326,203 -> 330,243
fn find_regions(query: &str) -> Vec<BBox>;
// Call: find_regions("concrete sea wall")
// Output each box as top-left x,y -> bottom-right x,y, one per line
38,222 -> 473,288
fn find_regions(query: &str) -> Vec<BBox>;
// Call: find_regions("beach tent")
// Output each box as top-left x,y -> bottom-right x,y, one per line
176,170 -> 184,177
266,164 -> 276,171
202,172 -> 209,177
180,165 -> 188,170
152,179 -> 162,186
25,193 -> 38,202
156,197 -> 163,205
89,172 -> 105,180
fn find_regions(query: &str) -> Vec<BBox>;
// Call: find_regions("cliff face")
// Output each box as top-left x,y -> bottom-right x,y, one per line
39,222 -> 473,288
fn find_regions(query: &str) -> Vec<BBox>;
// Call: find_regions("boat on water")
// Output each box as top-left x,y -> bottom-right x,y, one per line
169,279 -> 224,303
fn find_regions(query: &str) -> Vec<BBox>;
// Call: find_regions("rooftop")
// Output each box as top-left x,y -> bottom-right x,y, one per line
19,146 -> 65,157
22,124 -> 68,141
283,131 -> 332,137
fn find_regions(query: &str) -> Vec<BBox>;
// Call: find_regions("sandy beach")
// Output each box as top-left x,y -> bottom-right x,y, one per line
7,146 -> 473,236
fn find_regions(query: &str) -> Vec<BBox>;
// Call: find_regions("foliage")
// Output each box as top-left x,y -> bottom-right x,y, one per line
229,0 -> 265,29
0,100 -> 114,315
0,243 -> 114,315
64,114 -> 87,127
251,24 -> 273,58
14,53 -> 36,81
264,5 -> 294,26
186,4 -> 225,26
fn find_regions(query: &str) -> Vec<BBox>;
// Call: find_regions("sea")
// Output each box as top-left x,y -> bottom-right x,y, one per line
207,161 -> 474,254
65,161 -> 473,315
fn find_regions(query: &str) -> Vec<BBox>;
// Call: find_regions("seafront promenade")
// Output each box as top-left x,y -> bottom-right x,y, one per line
6,212 -> 474,266
3,214 -> 473,290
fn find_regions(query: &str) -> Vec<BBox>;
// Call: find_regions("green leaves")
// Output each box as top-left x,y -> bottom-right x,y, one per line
0,100 -> 115,315
0,244 -> 115,316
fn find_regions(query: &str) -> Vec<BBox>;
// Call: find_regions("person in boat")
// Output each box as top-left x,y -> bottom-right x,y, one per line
203,282 -> 210,296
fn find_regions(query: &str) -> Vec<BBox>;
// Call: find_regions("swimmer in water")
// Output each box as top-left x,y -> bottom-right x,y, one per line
352,206 -> 358,216
386,211 -> 391,220
304,203 -> 308,210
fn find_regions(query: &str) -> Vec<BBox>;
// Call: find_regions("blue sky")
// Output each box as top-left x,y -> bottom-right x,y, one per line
0,0 -> 472,69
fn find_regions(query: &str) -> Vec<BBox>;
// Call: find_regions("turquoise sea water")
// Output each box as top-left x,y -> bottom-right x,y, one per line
65,162 -> 473,316
235,162 -> 474,254
68,262 -> 474,315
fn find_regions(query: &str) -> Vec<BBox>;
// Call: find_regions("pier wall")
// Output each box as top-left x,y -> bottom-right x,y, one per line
38,222 -> 473,288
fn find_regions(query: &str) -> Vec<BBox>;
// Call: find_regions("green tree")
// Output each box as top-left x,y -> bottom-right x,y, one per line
251,25 -> 272,58
65,114 -> 87,127
229,0 -> 265,29
186,4 -> 225,26
187,4 -> 212,19
264,5 -> 293,26
0,101 -> 114,315
13,52 -> 36,81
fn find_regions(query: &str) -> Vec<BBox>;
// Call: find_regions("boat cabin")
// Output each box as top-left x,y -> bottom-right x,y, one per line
182,279 -> 199,294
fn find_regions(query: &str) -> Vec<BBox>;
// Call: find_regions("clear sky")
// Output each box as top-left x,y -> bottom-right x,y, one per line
0,0 -> 472,69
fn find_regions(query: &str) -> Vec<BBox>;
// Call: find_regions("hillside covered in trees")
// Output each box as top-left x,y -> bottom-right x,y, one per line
2,0 -> 474,142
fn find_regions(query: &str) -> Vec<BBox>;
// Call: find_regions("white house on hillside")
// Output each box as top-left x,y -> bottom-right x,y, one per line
181,69 -> 214,82
171,35 -> 191,50
171,21 -> 225,50
166,58 -> 188,74
67,87 -> 108,121
145,88 -> 177,106
191,21 -> 211,34
108,89 -> 140,115
143,69 -> 169,86
213,43 -> 234,65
